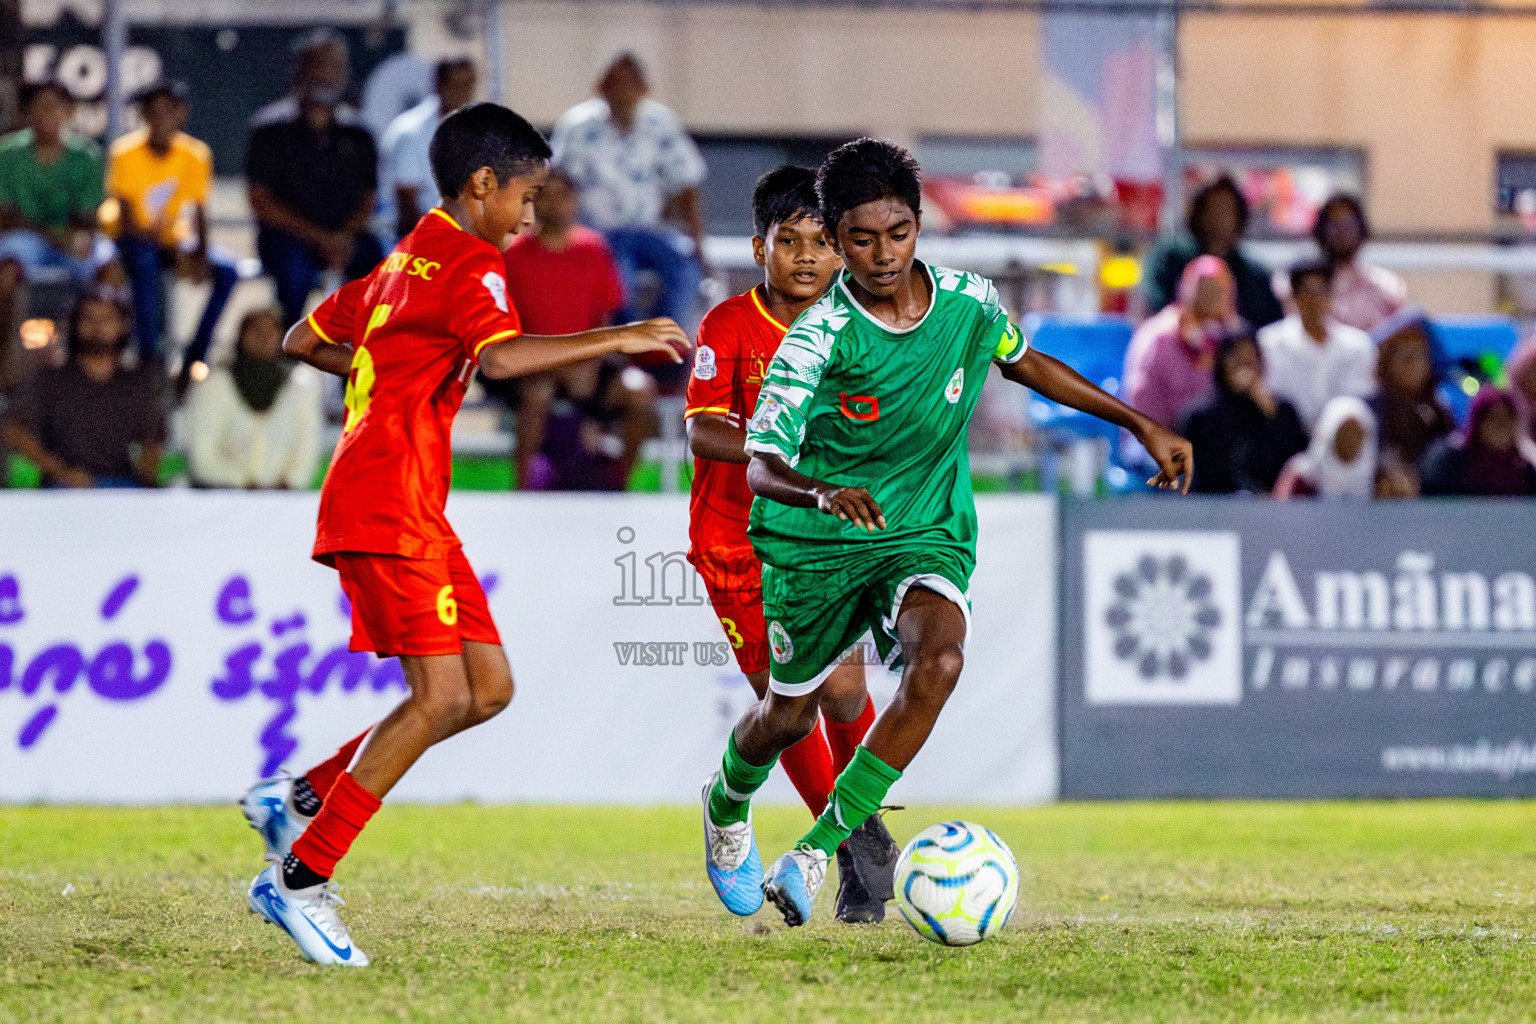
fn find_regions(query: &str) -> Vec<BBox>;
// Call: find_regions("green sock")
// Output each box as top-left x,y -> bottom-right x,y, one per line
707,731 -> 776,827
799,745 -> 902,857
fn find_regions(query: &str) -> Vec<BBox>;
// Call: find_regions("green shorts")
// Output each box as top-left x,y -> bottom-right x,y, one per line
760,547 -> 974,695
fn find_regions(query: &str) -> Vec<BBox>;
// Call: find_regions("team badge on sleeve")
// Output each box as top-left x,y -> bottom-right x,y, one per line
481,272 -> 509,313
749,396 -> 783,432
693,345 -> 718,380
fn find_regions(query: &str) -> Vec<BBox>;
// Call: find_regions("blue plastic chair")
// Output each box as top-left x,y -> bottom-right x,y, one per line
1428,316 -> 1521,424
1018,313 -> 1137,490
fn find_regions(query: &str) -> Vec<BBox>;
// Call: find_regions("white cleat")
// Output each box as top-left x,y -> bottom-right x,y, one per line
248,864 -> 369,967
702,776 -> 764,915
240,773 -> 311,863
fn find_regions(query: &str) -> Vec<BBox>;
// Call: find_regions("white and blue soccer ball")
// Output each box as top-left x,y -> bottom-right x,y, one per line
893,820 -> 1019,946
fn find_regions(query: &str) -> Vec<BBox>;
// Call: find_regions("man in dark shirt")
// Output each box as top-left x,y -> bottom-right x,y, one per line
246,81 -> 382,326
2,289 -> 164,487
1142,176 -> 1283,330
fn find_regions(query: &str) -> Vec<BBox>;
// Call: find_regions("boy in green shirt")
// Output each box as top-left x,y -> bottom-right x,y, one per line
0,82 -> 109,388
701,139 -> 1193,927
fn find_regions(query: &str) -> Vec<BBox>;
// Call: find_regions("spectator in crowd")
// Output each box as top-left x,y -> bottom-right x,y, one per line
1274,396 -> 1378,499
1420,386 -> 1536,497
184,307 -> 322,489
1507,336 -> 1536,467
360,48 -> 431,141
1258,259 -> 1376,431
1368,310 -> 1452,485
108,80 -> 238,380
250,28 -> 360,130
0,81 -> 109,386
551,52 -> 708,340
1143,175 -> 1283,329
1274,193 -> 1407,334
1124,255 -> 1245,433
247,72 -> 382,327
1,289 -> 163,488
381,57 -> 477,243
496,169 -> 655,490
1182,333 -> 1308,494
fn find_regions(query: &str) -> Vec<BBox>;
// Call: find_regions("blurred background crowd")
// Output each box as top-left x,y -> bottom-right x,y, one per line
1,0 -> 1535,500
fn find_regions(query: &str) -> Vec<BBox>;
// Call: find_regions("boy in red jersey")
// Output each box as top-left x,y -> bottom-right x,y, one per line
241,103 -> 687,967
688,167 -> 896,925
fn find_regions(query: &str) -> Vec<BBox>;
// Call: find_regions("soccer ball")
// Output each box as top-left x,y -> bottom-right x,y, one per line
893,820 -> 1019,946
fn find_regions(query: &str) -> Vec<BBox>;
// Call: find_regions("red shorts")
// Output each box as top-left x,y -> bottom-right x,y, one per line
334,548 -> 501,657
704,580 -> 770,676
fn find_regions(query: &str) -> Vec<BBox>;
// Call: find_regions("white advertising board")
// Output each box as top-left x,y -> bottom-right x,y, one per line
0,492 -> 1056,804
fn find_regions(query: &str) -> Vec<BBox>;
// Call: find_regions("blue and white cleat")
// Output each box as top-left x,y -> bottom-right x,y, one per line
702,775 -> 764,915
240,773 -> 311,863
248,864 -> 369,967
762,845 -> 829,927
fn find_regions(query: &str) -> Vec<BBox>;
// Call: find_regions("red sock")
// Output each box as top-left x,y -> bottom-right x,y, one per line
778,724 -> 836,817
290,772 -> 381,879
824,696 -> 876,774
303,728 -> 371,802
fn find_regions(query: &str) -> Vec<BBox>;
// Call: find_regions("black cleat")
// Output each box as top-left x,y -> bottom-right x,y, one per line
847,806 -> 902,904
834,842 -> 883,923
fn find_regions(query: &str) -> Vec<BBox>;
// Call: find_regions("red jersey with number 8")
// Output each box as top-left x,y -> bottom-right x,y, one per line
685,286 -> 788,595
307,208 -> 522,565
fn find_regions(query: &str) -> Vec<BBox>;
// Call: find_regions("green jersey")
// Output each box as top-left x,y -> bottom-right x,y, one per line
744,262 -> 1027,573
0,129 -> 104,230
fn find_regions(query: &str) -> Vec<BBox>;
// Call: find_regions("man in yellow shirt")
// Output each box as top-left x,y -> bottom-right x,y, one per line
109,80 -> 238,382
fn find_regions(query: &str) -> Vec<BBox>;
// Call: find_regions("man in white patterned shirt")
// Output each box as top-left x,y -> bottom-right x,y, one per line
550,53 -> 708,336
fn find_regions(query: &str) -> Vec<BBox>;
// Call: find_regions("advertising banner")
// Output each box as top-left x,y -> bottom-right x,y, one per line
0,493 -> 1057,805
1059,497 -> 1536,798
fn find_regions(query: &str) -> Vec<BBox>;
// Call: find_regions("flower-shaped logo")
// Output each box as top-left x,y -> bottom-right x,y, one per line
1105,554 -> 1221,681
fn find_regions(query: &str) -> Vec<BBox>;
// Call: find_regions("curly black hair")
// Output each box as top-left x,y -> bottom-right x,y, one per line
751,165 -> 821,238
1186,175 -> 1249,242
1312,192 -> 1369,248
430,102 -> 551,198
815,138 -> 922,237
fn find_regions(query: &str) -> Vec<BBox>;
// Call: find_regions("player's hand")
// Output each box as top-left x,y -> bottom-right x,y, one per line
1137,421 -> 1194,494
817,486 -> 886,530
616,318 -> 690,363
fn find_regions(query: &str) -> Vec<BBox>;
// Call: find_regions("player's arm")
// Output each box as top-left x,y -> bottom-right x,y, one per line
282,318 -> 355,378
745,453 -> 885,531
1000,346 -> 1193,493
687,415 -> 749,464
683,312 -> 745,462
478,319 -> 688,380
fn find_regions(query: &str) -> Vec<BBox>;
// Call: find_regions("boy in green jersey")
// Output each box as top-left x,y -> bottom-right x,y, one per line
700,139 -> 1193,927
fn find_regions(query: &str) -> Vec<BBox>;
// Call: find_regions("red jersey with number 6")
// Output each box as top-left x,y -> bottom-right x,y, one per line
307,208 -> 523,565
685,286 -> 788,595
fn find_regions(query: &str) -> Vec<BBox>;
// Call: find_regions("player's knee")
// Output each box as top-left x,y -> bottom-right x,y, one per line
904,643 -> 964,705
472,673 -> 514,723
764,693 -> 820,748
417,683 -> 475,730
819,670 -> 868,722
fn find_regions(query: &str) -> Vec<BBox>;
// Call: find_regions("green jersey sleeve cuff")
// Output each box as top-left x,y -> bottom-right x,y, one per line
744,436 -> 797,461
992,321 -> 1029,364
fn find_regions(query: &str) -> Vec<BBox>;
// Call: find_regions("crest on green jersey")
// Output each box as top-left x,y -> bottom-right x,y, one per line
768,621 -> 794,664
944,368 -> 964,404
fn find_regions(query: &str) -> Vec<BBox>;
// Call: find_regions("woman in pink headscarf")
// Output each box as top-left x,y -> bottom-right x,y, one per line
1123,254 -> 1247,432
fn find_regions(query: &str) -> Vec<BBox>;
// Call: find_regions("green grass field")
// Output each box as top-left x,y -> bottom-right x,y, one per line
3,801 -> 1536,1023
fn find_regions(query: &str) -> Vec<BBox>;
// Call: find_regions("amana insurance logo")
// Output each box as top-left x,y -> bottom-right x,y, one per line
1084,530 -> 1536,707
1084,531 -> 1243,705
